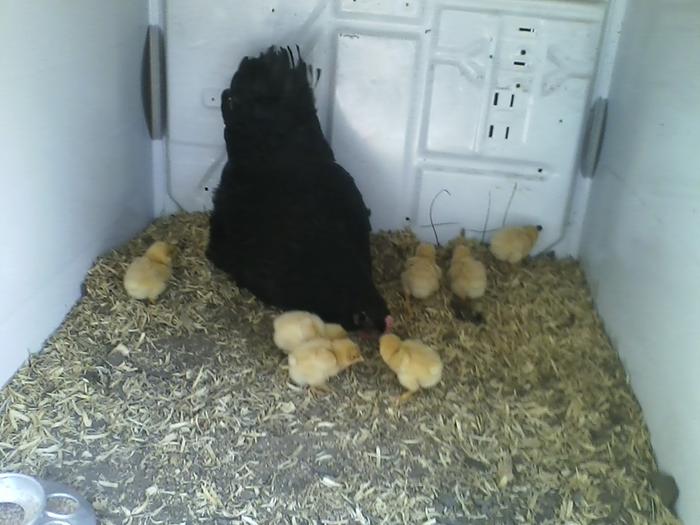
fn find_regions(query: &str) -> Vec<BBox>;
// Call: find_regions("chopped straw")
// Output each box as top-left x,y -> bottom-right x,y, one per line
0,213 -> 679,524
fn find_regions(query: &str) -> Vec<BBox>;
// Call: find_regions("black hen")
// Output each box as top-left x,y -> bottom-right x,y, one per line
206,47 -> 390,332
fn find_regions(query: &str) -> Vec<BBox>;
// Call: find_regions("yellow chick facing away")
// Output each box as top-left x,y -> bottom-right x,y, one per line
272,311 -> 347,354
323,322 -> 348,340
448,245 -> 487,300
379,334 -> 443,404
489,225 -> 542,264
288,337 -> 363,393
401,243 -> 442,313
123,241 -> 175,302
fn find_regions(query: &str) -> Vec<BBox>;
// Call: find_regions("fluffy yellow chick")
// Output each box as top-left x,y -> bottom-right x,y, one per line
288,338 -> 364,393
379,334 -> 443,403
401,243 -> 442,313
272,311 -> 348,354
448,245 -> 487,299
273,311 -> 325,353
123,241 -> 174,302
323,323 -> 348,340
489,225 -> 542,264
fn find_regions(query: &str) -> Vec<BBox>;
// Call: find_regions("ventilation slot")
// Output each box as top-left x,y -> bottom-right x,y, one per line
493,90 -> 515,109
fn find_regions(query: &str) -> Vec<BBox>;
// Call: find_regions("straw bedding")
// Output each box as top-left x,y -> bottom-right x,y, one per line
0,213 -> 679,524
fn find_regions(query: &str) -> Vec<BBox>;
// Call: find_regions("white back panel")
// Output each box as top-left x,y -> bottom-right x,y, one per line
165,0 -> 607,249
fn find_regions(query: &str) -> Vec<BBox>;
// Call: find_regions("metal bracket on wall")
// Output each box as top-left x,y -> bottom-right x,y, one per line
580,97 -> 608,178
141,25 -> 166,140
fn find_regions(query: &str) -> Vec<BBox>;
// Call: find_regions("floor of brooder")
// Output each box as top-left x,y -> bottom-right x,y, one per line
0,213 -> 679,525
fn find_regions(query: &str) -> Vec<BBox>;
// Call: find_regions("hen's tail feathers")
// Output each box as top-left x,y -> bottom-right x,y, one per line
222,46 -> 319,123
221,45 -> 328,161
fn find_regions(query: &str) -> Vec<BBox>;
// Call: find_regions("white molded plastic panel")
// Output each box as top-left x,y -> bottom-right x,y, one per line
580,0 -> 700,520
0,0 -> 153,386
166,0 -> 607,249
332,34 -> 418,229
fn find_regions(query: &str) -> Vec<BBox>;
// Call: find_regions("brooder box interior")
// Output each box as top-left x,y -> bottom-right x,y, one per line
1,0 -> 699,523
166,0 -> 607,250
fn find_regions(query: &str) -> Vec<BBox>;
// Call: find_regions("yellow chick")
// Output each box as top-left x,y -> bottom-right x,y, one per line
273,311 -> 325,353
288,337 -> 364,393
401,243 -> 442,313
123,241 -> 174,302
448,245 -> 487,299
273,311 -> 347,354
489,225 -> 542,264
379,334 -> 443,404
323,323 -> 348,340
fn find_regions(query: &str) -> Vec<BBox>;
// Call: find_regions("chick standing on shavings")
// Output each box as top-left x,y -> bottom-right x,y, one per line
400,242 -> 442,314
123,241 -> 174,303
272,310 -> 348,354
287,337 -> 364,395
379,333 -> 443,404
447,243 -> 487,324
489,225 -> 542,264
448,244 -> 486,299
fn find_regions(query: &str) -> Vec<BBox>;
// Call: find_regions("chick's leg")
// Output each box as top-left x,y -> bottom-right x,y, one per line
394,390 -> 416,405
310,384 -> 333,397
403,292 -> 413,316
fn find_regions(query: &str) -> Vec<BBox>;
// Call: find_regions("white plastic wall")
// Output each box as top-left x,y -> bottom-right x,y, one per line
0,1 -> 154,386
165,0 -> 607,253
580,1 -> 700,522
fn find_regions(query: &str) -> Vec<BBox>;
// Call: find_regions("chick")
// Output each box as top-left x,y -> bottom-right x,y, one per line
273,311 -> 325,353
323,323 -> 348,340
123,241 -> 174,302
489,225 -> 542,264
448,245 -> 486,299
448,244 -> 487,324
288,337 -> 364,393
272,311 -> 347,354
401,243 -> 442,313
379,334 -> 443,404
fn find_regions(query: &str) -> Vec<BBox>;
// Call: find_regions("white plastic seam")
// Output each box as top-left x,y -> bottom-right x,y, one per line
554,0 -> 629,256
149,0 -> 179,217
